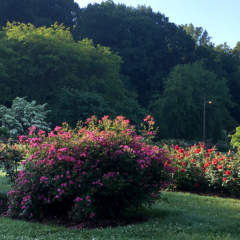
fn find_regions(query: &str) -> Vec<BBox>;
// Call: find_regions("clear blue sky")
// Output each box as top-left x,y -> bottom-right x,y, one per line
75,0 -> 239,48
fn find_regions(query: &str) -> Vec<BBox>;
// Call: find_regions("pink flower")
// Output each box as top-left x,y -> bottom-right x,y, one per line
102,115 -> 109,120
74,197 -> 83,202
89,212 -> 95,219
144,115 -> 151,122
40,176 -> 48,184
48,131 -> 56,138
28,125 -> 36,135
54,126 -> 62,132
38,129 -> 45,137
58,147 -> 68,153
18,135 -> 28,143
85,195 -> 91,203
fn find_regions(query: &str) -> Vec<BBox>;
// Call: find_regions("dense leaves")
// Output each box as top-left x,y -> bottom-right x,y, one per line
0,97 -> 50,138
151,62 -> 234,140
0,0 -> 79,27
0,22 -> 144,126
76,1 -> 196,105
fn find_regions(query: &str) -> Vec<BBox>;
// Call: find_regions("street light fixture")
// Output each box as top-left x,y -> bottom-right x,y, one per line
203,96 -> 212,142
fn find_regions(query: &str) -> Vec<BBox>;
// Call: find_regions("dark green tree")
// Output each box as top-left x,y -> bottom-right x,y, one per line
0,0 -> 79,27
151,62 -> 234,140
0,22 -> 143,126
76,1 -> 196,106
182,23 -> 212,46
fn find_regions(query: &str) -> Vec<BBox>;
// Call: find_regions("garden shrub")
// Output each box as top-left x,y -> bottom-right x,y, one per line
0,97 -> 51,139
7,116 -> 172,222
0,141 -> 25,184
167,143 -> 240,195
231,126 -> 240,150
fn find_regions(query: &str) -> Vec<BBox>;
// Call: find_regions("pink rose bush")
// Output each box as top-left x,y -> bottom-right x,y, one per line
7,116 -> 171,222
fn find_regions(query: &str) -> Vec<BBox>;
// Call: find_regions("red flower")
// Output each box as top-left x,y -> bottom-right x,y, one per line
181,162 -> 186,167
195,149 -> 200,154
164,161 -> 169,167
212,159 -> 217,165
217,165 -> 222,170
225,170 -> 231,176
223,177 -> 227,182
181,168 -> 185,172
191,159 -> 195,163
204,162 -> 211,168
174,145 -> 179,150
178,148 -> 184,153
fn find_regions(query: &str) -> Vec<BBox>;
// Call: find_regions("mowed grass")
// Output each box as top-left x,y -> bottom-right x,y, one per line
0,191 -> 240,240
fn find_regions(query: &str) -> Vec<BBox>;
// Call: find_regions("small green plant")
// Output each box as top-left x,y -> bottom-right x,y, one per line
0,141 -> 24,184
230,126 -> 240,150
0,97 -> 51,138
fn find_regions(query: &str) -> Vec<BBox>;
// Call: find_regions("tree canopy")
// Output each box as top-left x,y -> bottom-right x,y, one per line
0,22 -> 143,126
151,62 -> 234,140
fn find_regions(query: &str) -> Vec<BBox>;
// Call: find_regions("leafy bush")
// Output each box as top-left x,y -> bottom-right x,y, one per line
167,143 -> 240,195
0,141 -> 25,184
7,116 -> 171,222
0,97 -> 50,138
230,126 -> 240,150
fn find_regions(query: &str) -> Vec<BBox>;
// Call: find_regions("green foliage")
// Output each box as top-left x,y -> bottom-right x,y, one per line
0,0 -> 79,27
230,126 -> 240,150
7,116 -> 170,222
151,62 -> 234,140
0,97 -> 50,138
77,1 -> 196,105
0,22 -> 137,126
182,23 -> 212,46
0,142 -> 24,184
52,88 -> 115,126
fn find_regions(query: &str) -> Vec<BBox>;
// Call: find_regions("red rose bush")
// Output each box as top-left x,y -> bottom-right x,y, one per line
166,143 -> 240,196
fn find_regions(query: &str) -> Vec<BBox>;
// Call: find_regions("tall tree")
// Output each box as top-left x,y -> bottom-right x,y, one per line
0,0 -> 79,27
151,62 -> 234,140
0,22 -> 144,126
76,1 -> 196,106
182,24 -> 212,47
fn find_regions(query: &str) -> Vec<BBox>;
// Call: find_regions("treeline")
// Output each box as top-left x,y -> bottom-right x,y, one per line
0,0 -> 240,141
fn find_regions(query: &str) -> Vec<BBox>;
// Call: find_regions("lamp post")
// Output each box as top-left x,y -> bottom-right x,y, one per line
203,96 -> 212,142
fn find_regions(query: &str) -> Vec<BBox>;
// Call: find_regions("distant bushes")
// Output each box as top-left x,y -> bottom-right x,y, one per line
7,116 -> 171,222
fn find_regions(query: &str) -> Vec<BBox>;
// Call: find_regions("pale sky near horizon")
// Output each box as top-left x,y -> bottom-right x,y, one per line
75,0 -> 239,48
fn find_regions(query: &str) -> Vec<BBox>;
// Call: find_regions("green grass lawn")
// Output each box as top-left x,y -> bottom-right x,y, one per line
0,191 -> 240,240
